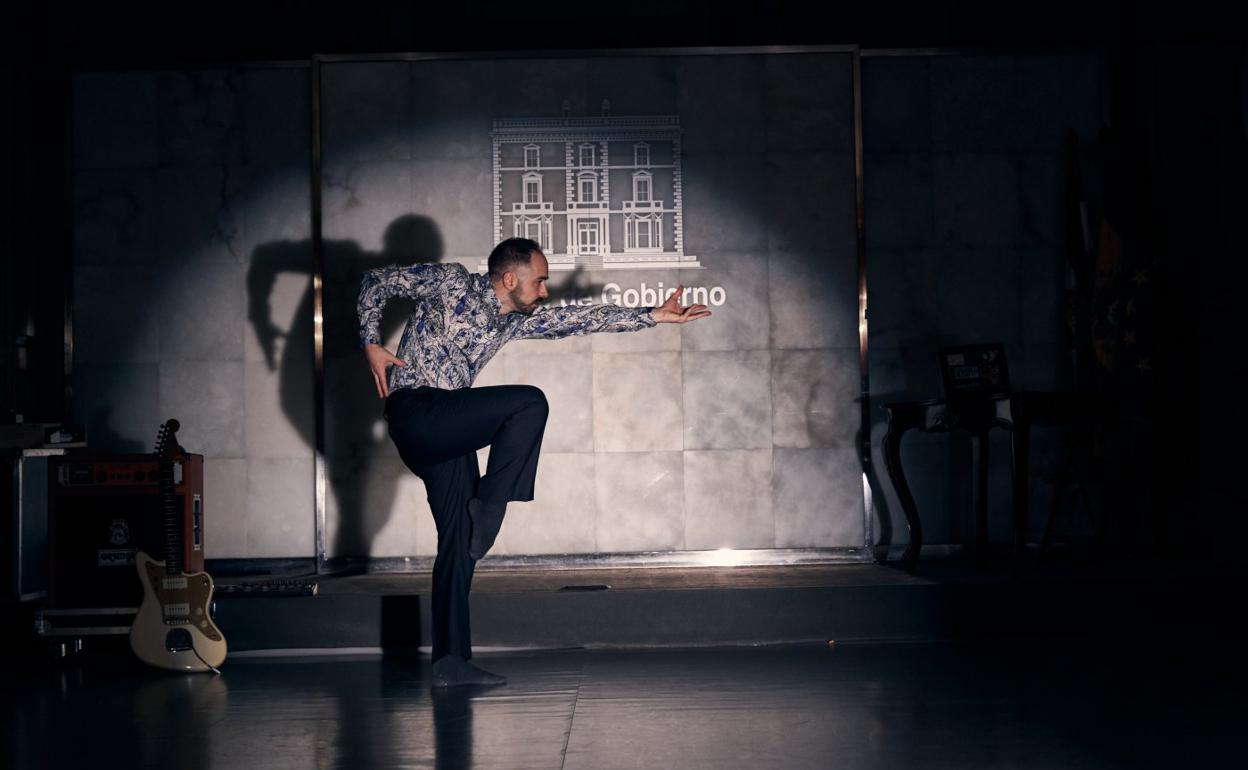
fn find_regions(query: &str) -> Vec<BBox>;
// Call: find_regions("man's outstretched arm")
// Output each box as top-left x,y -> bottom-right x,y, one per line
512,283 -> 712,341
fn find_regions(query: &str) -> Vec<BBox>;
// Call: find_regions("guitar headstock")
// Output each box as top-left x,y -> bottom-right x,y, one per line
153,419 -> 187,460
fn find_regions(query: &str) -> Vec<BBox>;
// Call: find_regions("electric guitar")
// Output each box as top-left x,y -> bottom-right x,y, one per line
129,419 -> 227,673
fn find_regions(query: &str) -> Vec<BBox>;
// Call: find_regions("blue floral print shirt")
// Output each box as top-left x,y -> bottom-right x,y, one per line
358,262 -> 658,393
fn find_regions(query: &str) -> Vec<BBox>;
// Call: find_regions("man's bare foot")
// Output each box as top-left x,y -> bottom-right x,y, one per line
431,654 -> 507,688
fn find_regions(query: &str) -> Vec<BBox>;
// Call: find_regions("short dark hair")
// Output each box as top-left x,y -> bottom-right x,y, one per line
488,238 -> 543,281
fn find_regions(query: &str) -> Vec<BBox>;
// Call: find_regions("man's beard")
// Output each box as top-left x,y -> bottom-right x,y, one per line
510,289 -> 541,315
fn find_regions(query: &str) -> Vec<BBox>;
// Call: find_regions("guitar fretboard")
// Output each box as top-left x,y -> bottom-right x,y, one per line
159,457 -> 184,575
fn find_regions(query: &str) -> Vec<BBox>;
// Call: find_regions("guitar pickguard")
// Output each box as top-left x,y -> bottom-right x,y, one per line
141,559 -> 223,643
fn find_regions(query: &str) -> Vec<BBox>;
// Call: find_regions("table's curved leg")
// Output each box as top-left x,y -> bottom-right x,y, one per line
1010,421 -> 1030,576
972,429 -> 991,568
883,423 -> 922,570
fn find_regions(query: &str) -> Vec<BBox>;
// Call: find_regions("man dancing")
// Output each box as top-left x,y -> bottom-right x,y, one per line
358,237 -> 711,687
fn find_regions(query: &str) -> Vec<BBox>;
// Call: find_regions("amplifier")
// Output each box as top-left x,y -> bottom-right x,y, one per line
48,453 -> 204,608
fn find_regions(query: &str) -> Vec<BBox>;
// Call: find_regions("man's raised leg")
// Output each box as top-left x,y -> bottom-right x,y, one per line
388,384 -> 549,560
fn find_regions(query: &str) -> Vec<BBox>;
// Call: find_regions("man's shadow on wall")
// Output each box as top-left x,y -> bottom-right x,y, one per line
247,214 -> 445,566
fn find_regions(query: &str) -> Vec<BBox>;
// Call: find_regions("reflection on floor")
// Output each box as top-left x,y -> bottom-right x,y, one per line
7,637 -> 1239,769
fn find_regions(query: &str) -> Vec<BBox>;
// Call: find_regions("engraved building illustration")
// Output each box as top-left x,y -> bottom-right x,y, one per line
484,106 -> 701,271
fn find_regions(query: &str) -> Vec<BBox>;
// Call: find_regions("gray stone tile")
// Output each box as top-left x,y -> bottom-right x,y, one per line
246,458 -> 315,558
366,459 -> 441,558
768,249 -> 860,350
595,451 -> 685,552
408,158 -> 495,260
319,160 -> 414,249
73,268 -> 162,364
1020,247 -> 1065,346
73,169 -> 160,266
765,151 -> 857,253
245,357 -> 315,460
410,59 -> 497,162
678,253 -> 769,353
1013,53 -> 1103,152
593,352 -> 683,453
320,62 -> 412,161
588,56 -> 680,115
156,70 -> 245,166
931,55 -> 1019,154
239,166 -> 313,260
593,310 -> 682,353
864,153 -> 935,250
932,154 -> 1023,247
473,350 -> 510,388
863,248 -> 943,352
71,364 -> 161,453
773,447 -> 866,548
158,360 -> 245,459
494,453 -> 597,556
203,458 -> 247,558
683,350 -> 772,450
491,58 -> 591,119
764,53 -> 855,154
542,270 -> 626,313
73,72 -> 158,169
156,262 -> 245,362
506,351 -> 595,454
1017,152 -> 1063,248
1020,343 -> 1074,392
590,268 -> 683,354
676,56 -> 766,155
391,459 -> 441,556
684,449 -> 775,550
323,352 -> 393,460
862,55 -> 933,154
240,67 -> 310,167
772,348 -> 859,449
505,326 -> 592,358
243,262 -> 314,365
680,153 -> 769,255
933,245 -> 1022,344
157,165 -> 249,266
325,455 -> 437,559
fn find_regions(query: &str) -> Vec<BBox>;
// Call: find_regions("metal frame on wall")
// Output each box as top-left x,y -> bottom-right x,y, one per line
308,44 -> 873,573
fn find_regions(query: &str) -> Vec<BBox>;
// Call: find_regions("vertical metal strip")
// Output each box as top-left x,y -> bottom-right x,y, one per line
852,47 -> 874,558
62,68 -> 74,423
310,57 -> 327,574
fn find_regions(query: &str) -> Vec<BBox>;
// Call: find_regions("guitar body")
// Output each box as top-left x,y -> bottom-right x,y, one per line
130,550 -> 227,672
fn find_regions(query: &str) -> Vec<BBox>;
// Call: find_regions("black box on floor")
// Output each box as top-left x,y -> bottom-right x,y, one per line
48,453 -> 204,608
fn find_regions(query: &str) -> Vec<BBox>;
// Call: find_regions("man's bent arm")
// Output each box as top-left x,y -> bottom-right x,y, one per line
357,262 -> 460,348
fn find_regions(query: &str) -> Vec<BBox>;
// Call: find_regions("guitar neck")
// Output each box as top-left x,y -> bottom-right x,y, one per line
159,456 -> 184,574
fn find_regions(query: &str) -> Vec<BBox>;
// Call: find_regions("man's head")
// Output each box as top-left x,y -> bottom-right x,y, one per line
488,238 -> 548,315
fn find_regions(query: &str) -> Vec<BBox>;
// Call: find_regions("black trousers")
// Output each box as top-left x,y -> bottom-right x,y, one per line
384,383 -> 549,662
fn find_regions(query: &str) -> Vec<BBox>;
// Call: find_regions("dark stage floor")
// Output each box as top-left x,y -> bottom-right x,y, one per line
7,636 -> 1240,769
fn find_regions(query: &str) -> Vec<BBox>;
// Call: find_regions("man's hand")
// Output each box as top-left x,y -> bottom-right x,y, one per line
650,285 -> 712,324
364,343 -> 406,399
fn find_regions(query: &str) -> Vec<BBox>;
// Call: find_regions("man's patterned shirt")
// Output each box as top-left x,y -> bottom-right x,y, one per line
358,262 -> 658,393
